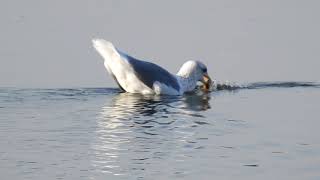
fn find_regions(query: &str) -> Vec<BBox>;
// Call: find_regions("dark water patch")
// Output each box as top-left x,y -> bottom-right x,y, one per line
197,137 -> 209,140
227,119 -> 246,123
272,151 -> 285,154
227,119 -> 238,122
298,143 -> 310,146
26,161 -> 37,164
132,158 -> 149,161
134,120 -> 174,126
221,146 -> 235,149
195,146 -> 205,149
194,121 -> 210,125
243,164 -> 259,167
143,131 -> 158,136
170,111 -> 205,118
140,125 -> 154,128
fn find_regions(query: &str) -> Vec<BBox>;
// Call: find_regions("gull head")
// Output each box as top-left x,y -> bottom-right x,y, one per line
177,60 -> 213,92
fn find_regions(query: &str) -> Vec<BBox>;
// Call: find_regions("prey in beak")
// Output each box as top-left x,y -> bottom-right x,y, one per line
199,73 -> 213,92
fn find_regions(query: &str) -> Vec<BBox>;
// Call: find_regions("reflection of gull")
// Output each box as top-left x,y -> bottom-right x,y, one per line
182,92 -> 211,111
102,93 -> 211,120
92,39 -> 212,95
91,93 -> 211,177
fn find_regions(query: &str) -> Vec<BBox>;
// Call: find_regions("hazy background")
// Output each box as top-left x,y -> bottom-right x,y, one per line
1,0 -> 319,88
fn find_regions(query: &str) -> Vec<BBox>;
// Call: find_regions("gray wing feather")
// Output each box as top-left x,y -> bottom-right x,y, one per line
117,50 -> 180,92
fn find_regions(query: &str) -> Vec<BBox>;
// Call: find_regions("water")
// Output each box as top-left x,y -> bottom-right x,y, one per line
0,82 -> 319,180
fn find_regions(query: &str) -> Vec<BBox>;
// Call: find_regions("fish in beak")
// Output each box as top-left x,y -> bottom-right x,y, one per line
200,73 -> 213,92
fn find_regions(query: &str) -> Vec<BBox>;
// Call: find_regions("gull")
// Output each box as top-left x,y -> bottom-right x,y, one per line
92,39 -> 212,95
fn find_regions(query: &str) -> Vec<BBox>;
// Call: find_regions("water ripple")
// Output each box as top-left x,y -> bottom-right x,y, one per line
90,92 -> 211,176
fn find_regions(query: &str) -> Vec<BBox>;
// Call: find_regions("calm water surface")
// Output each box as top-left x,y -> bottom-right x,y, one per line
0,83 -> 319,180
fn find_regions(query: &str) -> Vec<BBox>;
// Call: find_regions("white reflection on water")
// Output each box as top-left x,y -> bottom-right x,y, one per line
91,92 -> 211,177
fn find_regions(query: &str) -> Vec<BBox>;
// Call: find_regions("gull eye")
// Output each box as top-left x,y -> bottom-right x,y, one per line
202,68 -> 207,73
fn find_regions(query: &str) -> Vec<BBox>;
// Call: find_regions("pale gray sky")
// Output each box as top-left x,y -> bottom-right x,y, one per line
1,0 -> 319,88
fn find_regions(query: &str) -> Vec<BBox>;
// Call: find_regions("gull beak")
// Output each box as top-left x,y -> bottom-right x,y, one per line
201,73 -> 212,92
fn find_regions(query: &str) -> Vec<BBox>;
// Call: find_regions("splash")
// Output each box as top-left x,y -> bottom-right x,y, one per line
208,81 -> 320,91
245,81 -> 320,89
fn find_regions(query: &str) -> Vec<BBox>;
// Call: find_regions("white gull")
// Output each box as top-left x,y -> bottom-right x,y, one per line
92,39 -> 212,95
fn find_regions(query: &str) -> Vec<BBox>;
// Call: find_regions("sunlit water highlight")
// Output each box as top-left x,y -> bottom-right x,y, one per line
0,82 -> 319,179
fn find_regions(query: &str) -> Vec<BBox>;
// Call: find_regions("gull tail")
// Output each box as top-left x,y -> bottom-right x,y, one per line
92,39 -> 119,62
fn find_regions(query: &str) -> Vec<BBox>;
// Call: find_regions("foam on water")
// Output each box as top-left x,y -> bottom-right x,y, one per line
210,81 -> 320,91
